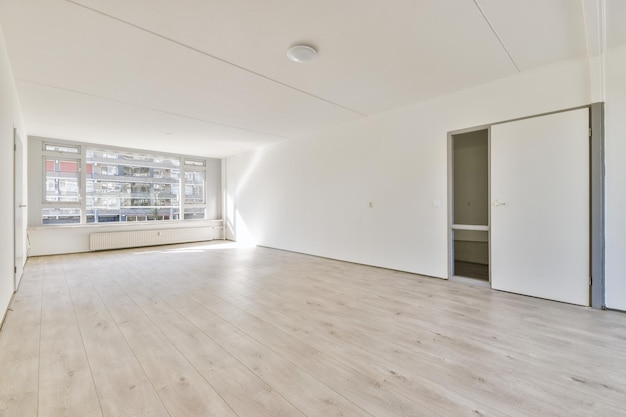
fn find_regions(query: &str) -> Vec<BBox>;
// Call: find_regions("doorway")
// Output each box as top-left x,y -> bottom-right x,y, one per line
449,129 -> 489,282
448,107 -> 602,307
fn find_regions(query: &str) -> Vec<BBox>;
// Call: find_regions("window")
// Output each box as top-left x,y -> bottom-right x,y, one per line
86,149 -> 182,223
183,158 -> 208,219
184,170 -> 205,204
42,157 -> 81,224
44,143 -> 79,153
42,207 -> 81,225
37,141 -> 216,225
44,158 -> 80,203
184,159 -> 206,167
183,207 -> 206,220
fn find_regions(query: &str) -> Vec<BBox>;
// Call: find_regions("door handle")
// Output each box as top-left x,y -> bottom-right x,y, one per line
493,200 -> 506,207
18,204 -> 27,208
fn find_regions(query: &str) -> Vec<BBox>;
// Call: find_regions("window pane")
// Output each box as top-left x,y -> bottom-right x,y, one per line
44,158 -> 80,202
184,159 -> 205,167
184,208 -> 205,220
86,148 -> 181,223
45,144 -> 79,153
42,208 -> 81,224
184,170 -> 205,204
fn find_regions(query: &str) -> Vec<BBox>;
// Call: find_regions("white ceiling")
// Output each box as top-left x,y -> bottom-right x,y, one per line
0,0 -> 622,158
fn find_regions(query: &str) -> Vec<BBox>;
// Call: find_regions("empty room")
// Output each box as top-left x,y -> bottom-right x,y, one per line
1,1 -> 625,416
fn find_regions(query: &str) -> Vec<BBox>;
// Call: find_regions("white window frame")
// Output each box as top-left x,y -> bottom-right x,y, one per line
41,143 -> 84,224
32,138 -> 213,226
182,158 -> 208,220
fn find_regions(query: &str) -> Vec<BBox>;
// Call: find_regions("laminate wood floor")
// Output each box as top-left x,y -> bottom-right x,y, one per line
1,241 -> 625,417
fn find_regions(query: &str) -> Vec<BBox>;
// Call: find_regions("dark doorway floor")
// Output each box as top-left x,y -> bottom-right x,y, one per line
454,261 -> 489,281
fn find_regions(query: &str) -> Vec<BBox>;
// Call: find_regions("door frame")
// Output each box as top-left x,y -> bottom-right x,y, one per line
447,104 -> 605,308
447,124 -> 491,284
590,103 -> 605,309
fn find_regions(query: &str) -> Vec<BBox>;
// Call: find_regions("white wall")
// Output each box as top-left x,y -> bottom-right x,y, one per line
0,24 -> 27,324
27,220 -> 224,256
228,50 -> 626,309
227,57 -> 591,279
605,44 -> 626,311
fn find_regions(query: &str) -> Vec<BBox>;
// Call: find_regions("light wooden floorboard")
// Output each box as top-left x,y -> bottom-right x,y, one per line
1,241 -> 625,417
0,258 -> 43,417
62,257 -> 172,417
39,256 -> 102,417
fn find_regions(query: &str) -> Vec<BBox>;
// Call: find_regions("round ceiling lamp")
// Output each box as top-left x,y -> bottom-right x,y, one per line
286,45 -> 317,63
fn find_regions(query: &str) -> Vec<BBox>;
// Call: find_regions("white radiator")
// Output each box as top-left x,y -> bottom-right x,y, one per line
89,226 -> 223,251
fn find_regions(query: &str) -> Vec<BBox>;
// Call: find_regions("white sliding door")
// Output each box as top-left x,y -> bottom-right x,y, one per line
491,109 -> 589,306
13,129 -> 25,289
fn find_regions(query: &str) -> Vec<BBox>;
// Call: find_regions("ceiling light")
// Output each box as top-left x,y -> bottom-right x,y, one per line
287,45 -> 317,63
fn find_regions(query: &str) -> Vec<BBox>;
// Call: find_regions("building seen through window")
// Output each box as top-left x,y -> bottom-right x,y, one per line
42,144 -> 211,225
85,149 -> 181,223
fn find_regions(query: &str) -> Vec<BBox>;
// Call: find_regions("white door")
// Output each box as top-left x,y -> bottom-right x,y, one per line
491,109 -> 589,306
13,128 -> 25,290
